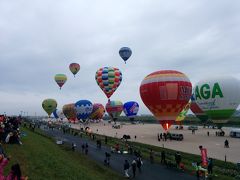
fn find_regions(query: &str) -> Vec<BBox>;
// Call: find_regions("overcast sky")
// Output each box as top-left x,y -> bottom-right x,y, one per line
0,0 -> 240,116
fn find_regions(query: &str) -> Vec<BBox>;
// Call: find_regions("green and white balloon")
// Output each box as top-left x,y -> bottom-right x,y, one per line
194,76 -> 240,126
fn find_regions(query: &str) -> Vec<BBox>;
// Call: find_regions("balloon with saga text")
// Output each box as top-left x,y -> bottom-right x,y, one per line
194,76 -> 240,127
123,101 -> 139,121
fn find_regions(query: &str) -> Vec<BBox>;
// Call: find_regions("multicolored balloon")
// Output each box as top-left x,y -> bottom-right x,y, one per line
54,74 -> 67,89
119,47 -> 132,64
194,76 -> 240,127
106,100 -> 123,122
190,94 -> 209,123
69,63 -> 80,77
75,100 -> 93,122
140,70 -> 192,131
90,103 -> 105,120
95,67 -> 122,99
176,101 -> 191,124
42,99 -> 57,117
62,103 -> 77,122
123,101 -> 139,121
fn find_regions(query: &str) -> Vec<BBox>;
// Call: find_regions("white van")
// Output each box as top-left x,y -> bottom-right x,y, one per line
230,129 -> 240,138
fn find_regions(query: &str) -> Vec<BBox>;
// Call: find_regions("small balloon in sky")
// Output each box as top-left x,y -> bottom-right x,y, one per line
69,63 -> 80,77
54,74 -> 67,89
119,47 -> 132,64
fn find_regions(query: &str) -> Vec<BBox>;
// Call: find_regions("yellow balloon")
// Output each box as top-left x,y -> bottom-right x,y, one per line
42,99 -> 57,116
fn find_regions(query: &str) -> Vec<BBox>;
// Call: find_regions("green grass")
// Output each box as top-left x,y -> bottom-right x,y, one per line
2,128 -> 123,180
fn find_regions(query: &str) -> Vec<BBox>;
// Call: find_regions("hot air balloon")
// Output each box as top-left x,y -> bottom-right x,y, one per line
54,74 -> 67,89
42,99 -> 57,117
75,100 -> 93,122
175,101 -> 191,126
119,47 -> 132,64
90,103 -> 105,120
53,109 -> 59,119
106,100 -> 123,122
62,103 -> 77,123
140,70 -> 192,131
53,109 -> 65,120
69,63 -> 80,77
95,67 -> 122,99
190,95 -> 209,123
194,76 -> 240,128
123,101 -> 139,122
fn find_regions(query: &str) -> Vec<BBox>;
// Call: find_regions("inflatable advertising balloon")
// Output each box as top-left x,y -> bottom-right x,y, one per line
123,101 -> 139,121
176,101 -> 191,124
42,99 -> 57,117
194,76 -> 240,127
190,94 -> 209,123
119,47 -> 132,64
75,100 -> 93,122
55,74 -> 67,89
95,67 -> 122,99
62,103 -> 77,122
69,63 -> 80,77
90,103 -> 105,120
106,100 -> 123,122
140,70 -> 192,131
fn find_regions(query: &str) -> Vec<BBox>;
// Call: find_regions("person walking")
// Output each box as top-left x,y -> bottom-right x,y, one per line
149,149 -> 154,164
81,143 -> 85,153
123,160 -> 130,178
131,159 -> 137,178
85,143 -> 88,155
71,142 -> 76,151
104,152 -> 111,166
175,152 -> 182,168
157,133 -> 160,141
207,131 -> 210,136
136,157 -> 142,173
207,158 -> 213,175
224,139 -> 229,148
161,151 -> 166,164
160,133 -> 163,141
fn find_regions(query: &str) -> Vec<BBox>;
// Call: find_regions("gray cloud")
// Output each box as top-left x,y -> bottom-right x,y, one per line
0,0 -> 240,116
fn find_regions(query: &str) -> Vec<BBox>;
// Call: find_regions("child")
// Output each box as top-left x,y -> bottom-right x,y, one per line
6,163 -> 28,180
0,154 -> 9,179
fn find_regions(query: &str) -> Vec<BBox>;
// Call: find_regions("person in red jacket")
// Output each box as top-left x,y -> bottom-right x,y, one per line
6,163 -> 28,180
0,154 -> 9,180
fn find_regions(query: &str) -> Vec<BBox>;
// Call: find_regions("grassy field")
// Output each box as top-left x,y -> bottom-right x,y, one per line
2,128 -> 123,180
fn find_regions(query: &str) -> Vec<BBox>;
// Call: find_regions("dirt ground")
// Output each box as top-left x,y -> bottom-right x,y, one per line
71,122 -> 240,163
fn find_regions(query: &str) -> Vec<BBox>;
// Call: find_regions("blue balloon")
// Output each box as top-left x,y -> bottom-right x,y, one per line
123,101 -> 139,117
53,109 -> 59,119
75,100 -> 93,121
119,47 -> 132,63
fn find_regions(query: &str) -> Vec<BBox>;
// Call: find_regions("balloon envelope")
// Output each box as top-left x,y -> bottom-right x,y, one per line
123,101 -> 139,118
190,94 -> 209,123
95,67 -> 122,99
106,100 -> 123,121
194,76 -> 240,126
176,101 -> 191,123
69,63 -> 80,76
55,74 -> 67,89
90,103 -> 105,120
140,70 -> 192,131
42,99 -> 57,117
119,47 -> 132,63
75,100 -> 93,121
62,103 -> 77,122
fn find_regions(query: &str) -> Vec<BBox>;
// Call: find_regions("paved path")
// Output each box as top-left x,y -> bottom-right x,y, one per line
41,127 -> 195,180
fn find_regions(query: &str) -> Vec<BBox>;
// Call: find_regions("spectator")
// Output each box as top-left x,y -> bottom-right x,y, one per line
207,158 -> 213,175
0,154 -> 9,179
131,159 -> 137,178
207,131 -> 209,136
123,160 -> 130,178
136,157 -> 142,173
81,144 -> 85,153
224,139 -> 229,148
175,152 -> 182,168
149,149 -> 154,164
161,151 -> 166,164
6,163 -> 28,180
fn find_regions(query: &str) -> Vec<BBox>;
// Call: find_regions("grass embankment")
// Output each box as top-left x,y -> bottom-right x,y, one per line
2,127 -> 123,180
67,127 -> 239,180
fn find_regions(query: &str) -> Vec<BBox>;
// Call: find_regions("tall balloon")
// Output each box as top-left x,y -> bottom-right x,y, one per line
55,74 -> 67,89
190,94 -> 209,123
69,63 -> 80,77
106,100 -> 123,122
140,70 -> 192,131
95,67 -> 122,99
119,47 -> 132,64
90,103 -> 105,120
176,101 -> 191,124
194,76 -> 240,128
123,101 -> 139,122
75,100 -> 93,122
62,103 -> 77,122
42,99 -> 57,117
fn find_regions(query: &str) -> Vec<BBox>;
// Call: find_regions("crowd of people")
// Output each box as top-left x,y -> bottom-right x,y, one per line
0,115 -> 27,179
